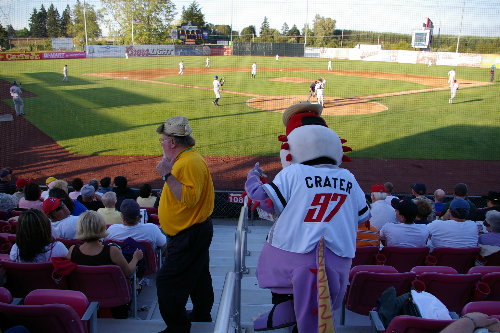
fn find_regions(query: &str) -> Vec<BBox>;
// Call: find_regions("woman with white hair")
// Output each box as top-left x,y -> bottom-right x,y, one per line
479,210 -> 500,246
97,191 -> 122,225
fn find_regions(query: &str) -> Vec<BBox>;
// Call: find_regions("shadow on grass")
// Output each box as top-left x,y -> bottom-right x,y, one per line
28,72 -> 94,86
353,125 -> 500,160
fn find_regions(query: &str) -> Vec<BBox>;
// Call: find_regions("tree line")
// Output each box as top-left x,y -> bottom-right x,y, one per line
1,0 -> 499,54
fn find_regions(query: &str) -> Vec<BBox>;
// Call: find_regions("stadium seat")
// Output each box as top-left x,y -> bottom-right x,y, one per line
410,265 -> 458,276
149,214 -> 159,225
0,220 -> 12,233
1,261 -> 62,297
370,313 -> 454,333
426,247 -> 480,274
462,301 -> 500,319
0,288 -> 98,333
68,265 -> 132,317
480,272 -> 500,301
0,233 -> 14,254
413,272 -> 482,313
342,268 -> 415,324
378,246 -> 430,272
481,251 -> 500,266
351,246 -> 379,267
0,287 -> 13,303
104,239 -> 158,276
56,238 -> 84,249
468,266 -> 500,276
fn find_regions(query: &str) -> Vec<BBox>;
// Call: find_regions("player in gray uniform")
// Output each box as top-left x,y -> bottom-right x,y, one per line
205,57 -> 210,68
9,81 -> 24,116
213,75 -> 221,106
178,61 -> 184,75
251,63 -> 257,78
63,65 -> 69,82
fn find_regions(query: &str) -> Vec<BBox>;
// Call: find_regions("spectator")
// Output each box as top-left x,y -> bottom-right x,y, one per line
384,181 -> 399,205
48,187 -> 87,217
433,188 -> 446,217
440,312 -> 499,333
40,176 -> 57,200
479,210 -> 500,246
475,191 -> 500,221
50,179 -> 69,193
88,179 -> 99,192
97,176 -> 113,195
113,176 -> 137,210
69,178 -> 84,200
11,178 -> 31,204
427,198 -> 478,250
97,191 -> 122,225
0,169 -> 16,194
369,184 -> 396,230
414,200 -> 434,225
0,192 -> 17,211
42,197 -> 79,239
155,116 -> 215,329
77,184 -> 104,211
18,182 -> 42,210
67,210 -> 143,277
356,221 -> 380,247
9,209 -> 68,263
105,199 -> 166,249
411,183 -> 435,220
136,184 -> 157,208
441,183 -> 477,220
380,198 -> 429,247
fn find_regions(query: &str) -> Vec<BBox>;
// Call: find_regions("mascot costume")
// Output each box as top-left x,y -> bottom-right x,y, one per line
245,102 -> 371,332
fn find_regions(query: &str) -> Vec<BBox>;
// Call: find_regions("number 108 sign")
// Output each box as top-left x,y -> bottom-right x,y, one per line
228,193 -> 244,204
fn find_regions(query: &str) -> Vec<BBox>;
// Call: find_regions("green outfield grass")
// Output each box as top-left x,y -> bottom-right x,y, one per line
2,56 -> 499,160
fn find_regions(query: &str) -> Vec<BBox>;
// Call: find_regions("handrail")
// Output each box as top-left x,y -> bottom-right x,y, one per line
213,271 -> 236,333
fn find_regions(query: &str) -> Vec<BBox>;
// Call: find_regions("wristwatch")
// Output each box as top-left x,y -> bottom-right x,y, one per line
162,173 -> 171,181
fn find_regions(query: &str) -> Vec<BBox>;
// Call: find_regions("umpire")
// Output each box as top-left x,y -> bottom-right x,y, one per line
155,116 -> 215,333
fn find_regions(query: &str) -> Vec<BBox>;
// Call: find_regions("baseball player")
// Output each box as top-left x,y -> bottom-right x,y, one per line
63,65 -> 69,82
213,75 -> 221,106
307,80 -> 317,102
315,78 -> 326,106
447,68 -> 456,87
205,57 -> 210,68
178,60 -> 184,75
490,64 -> 496,82
10,81 -> 24,116
275,54 -> 279,61
449,80 -> 459,104
251,62 -> 257,78
327,60 -> 332,71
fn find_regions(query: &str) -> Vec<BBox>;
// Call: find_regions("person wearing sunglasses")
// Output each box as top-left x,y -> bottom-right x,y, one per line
42,197 -> 79,240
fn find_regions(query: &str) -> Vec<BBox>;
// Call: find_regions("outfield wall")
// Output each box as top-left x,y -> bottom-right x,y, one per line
305,47 -> 500,68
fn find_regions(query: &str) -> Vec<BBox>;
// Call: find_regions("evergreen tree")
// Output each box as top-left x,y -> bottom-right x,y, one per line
37,5 -> 48,37
29,8 -> 39,37
181,1 -> 205,27
260,16 -> 270,37
0,24 -> 9,50
47,4 -> 61,37
60,5 -> 72,37
281,22 -> 289,36
6,25 -> 16,38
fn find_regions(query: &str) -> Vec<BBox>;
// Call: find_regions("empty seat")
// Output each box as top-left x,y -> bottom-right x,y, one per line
480,272 -> 500,301
468,266 -> 500,276
1,261 -> 61,297
462,301 -> 500,319
378,246 -> 430,272
351,246 -> 379,267
426,247 -> 480,274
370,313 -> 454,333
411,266 -> 458,276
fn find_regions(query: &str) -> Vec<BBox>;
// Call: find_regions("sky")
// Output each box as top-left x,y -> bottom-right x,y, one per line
1,0 -> 499,37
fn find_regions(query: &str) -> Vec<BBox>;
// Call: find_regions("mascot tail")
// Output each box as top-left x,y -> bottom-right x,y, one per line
317,238 -> 335,333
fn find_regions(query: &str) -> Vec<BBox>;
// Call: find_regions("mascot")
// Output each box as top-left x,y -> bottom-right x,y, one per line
245,102 -> 371,332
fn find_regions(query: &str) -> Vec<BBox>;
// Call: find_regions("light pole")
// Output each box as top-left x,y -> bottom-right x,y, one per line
455,0 -> 465,53
83,0 -> 88,51
304,0 -> 309,46
230,0 -> 234,43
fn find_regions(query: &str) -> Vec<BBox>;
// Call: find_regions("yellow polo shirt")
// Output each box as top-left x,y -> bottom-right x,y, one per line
158,149 -> 214,236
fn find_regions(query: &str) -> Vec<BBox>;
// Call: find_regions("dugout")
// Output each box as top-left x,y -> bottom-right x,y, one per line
233,42 -> 304,57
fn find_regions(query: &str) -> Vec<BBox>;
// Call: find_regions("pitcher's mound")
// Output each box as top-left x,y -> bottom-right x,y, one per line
246,95 -> 387,116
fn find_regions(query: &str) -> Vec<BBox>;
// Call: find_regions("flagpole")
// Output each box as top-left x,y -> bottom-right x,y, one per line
132,19 -> 135,45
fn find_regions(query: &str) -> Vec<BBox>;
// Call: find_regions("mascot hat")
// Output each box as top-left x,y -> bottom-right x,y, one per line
278,102 -> 351,168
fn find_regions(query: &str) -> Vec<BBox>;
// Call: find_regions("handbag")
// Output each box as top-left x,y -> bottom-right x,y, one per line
51,256 -> 77,284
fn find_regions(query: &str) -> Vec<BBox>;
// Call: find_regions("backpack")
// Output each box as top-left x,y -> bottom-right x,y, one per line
118,237 -> 147,278
376,286 -> 421,328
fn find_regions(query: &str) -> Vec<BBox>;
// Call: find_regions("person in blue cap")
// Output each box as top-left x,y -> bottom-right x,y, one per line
212,75 -> 221,106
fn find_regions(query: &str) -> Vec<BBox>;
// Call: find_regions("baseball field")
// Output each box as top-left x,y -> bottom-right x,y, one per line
1,55 -> 499,194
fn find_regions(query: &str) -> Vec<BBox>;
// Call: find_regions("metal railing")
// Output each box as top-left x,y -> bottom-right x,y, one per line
214,201 -> 250,333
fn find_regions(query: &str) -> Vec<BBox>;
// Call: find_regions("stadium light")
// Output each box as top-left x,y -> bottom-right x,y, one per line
83,0 -> 89,51
304,0 -> 309,46
455,0 -> 466,53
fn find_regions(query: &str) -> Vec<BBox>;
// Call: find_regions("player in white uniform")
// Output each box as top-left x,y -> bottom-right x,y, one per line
447,68 -> 456,87
449,80 -> 459,104
315,78 -> 326,106
251,63 -> 257,78
178,61 -> 184,75
275,54 -> 279,61
327,60 -> 332,71
9,81 -> 24,116
205,57 -> 210,68
245,102 -> 370,332
213,75 -> 221,106
63,65 -> 69,82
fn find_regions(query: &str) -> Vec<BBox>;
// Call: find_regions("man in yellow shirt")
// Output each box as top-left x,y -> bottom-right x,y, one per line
155,116 -> 215,333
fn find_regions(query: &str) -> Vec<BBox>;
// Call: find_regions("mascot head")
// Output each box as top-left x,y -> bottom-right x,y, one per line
278,102 -> 352,168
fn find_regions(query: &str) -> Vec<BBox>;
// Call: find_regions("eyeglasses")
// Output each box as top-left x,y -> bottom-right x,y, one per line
54,203 -> 65,212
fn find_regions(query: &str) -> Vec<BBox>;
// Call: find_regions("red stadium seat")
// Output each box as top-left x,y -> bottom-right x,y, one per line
1,261 -> 62,297
462,301 -> 500,319
370,313 -> 454,333
410,265 -> 458,276
378,246 -> 430,272
480,272 -> 500,301
426,247 -> 480,274
468,266 -> 500,276
351,246 -> 379,267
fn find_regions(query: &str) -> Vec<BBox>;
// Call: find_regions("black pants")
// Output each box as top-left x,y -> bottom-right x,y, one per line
156,219 -> 214,333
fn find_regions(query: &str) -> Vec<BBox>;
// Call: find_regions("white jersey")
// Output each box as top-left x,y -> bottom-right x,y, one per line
450,82 -> 459,94
262,163 -> 370,256
63,66 -> 68,75
448,70 -> 456,83
179,62 -> 184,69
315,80 -> 325,91
251,63 -> 257,74
213,79 -> 221,92
10,85 -> 21,98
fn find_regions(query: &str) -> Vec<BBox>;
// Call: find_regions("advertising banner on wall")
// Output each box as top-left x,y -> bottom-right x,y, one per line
175,45 -> 210,56
52,38 -> 74,50
43,52 -> 86,60
125,45 -> 175,57
0,53 -> 42,61
0,52 -> 86,61
87,45 -> 125,58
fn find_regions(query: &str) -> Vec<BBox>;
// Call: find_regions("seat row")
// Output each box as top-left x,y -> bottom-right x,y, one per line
0,287 -> 98,333
342,264 -> 500,325
352,246 -> 500,273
